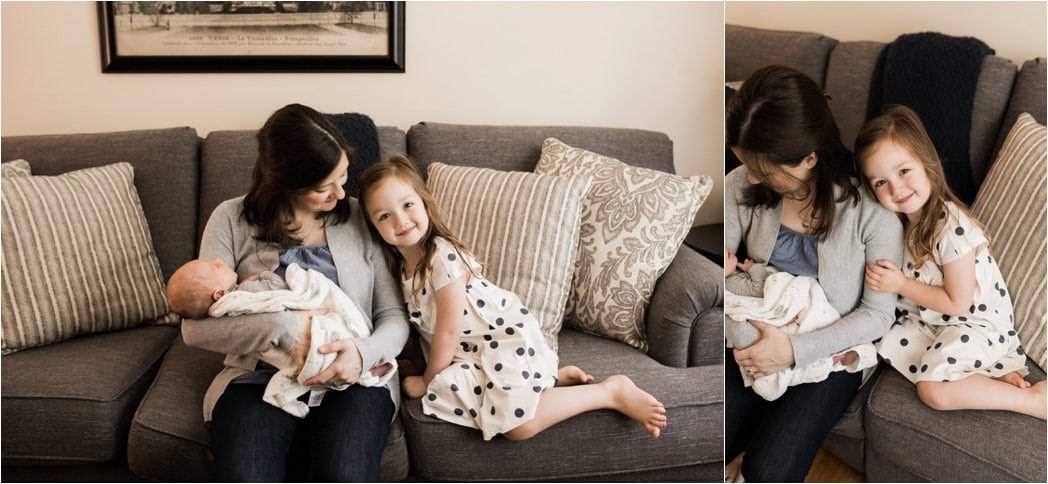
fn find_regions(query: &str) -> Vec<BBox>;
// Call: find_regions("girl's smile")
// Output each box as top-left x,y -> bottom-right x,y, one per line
862,140 -> 931,221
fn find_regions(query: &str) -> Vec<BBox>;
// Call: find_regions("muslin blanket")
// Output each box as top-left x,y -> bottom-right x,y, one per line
209,264 -> 396,417
726,269 -> 877,400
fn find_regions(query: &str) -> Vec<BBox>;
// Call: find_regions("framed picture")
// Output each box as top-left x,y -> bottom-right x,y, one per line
98,1 -> 405,73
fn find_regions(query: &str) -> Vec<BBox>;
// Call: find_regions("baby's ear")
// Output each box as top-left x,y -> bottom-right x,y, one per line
212,288 -> 227,302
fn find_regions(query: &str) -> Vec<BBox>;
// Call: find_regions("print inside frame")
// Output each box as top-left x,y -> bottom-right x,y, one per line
98,1 -> 405,73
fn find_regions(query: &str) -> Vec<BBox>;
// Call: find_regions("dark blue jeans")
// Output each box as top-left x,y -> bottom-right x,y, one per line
210,382 -> 394,482
725,347 -> 861,482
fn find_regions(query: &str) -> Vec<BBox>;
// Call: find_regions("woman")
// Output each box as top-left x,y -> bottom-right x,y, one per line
181,104 -> 409,481
723,66 -> 902,481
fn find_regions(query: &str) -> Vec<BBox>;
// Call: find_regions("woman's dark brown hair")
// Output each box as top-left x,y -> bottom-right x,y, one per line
243,103 -> 355,245
855,105 -> 988,267
726,65 -> 859,238
357,154 -> 478,301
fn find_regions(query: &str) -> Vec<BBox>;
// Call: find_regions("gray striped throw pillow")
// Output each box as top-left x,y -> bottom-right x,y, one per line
1,162 -> 175,354
972,113 -> 1046,369
427,162 -> 592,353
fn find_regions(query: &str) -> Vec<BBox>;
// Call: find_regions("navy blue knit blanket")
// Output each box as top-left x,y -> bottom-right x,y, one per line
324,112 -> 381,199
866,32 -> 993,205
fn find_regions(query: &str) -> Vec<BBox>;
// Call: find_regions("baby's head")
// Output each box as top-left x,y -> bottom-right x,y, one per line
165,259 -> 237,319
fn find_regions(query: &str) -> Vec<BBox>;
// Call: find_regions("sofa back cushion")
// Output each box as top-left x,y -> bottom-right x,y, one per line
994,58 -> 1047,158
1,127 -> 200,280
198,126 -> 406,241
406,122 -> 675,177
725,24 -> 838,86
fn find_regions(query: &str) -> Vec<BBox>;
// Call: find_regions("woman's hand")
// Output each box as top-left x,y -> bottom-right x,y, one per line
402,375 -> 427,399
303,337 -> 363,387
733,320 -> 795,378
865,259 -> 906,293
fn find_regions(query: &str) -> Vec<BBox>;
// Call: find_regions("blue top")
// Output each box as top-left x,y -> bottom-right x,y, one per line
276,245 -> 340,287
233,244 -> 337,385
769,225 -> 819,278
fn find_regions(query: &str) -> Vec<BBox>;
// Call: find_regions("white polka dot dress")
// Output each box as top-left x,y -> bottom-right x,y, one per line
878,202 -> 1028,384
404,237 -> 559,440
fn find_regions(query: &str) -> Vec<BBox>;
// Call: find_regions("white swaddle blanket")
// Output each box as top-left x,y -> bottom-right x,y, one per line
726,270 -> 877,401
209,264 -> 396,418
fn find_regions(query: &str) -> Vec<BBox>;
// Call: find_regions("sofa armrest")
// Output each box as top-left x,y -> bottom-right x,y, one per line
645,245 -> 724,368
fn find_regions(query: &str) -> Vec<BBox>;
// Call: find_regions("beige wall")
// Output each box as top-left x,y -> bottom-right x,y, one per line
727,1 -> 1047,64
1,1 -> 726,225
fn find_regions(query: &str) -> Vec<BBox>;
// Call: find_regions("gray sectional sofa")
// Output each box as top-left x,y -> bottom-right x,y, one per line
1,122 -> 724,481
727,24 -> 1047,483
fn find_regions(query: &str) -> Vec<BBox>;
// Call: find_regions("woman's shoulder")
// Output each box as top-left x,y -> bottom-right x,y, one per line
726,165 -> 750,194
837,180 -> 902,234
211,195 -> 247,221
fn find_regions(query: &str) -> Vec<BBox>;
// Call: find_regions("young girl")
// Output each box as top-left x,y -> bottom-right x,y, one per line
358,155 -> 668,440
856,105 -> 1045,419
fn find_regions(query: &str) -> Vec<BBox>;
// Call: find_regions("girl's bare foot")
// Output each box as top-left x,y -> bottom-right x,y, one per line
557,365 -> 594,386
604,374 -> 667,438
997,371 -> 1031,389
1030,381 -> 1047,420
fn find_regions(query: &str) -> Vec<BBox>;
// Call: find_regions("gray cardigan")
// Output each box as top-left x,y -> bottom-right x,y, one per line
724,166 -> 903,368
181,196 -> 410,421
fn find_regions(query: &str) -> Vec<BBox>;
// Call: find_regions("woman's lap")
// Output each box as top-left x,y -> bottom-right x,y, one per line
725,347 -> 862,482
211,382 -> 394,482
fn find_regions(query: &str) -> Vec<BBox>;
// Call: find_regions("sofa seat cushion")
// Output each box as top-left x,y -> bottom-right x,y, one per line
127,339 -> 408,481
1,325 -> 177,465
401,329 -> 722,481
865,366 -> 1047,482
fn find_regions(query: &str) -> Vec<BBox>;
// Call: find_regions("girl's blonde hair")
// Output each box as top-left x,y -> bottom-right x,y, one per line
358,154 -> 478,300
854,105 -> 988,267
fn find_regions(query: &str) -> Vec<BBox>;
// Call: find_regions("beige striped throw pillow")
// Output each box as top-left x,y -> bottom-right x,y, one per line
972,113 -> 1046,369
1,162 -> 175,354
427,162 -> 592,353
535,138 -> 713,351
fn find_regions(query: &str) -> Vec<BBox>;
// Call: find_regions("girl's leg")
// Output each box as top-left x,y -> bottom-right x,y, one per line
503,375 -> 666,440
210,383 -> 300,481
916,375 -> 1047,419
306,385 -> 395,481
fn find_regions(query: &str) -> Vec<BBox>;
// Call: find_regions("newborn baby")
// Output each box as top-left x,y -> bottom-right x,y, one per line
725,258 -> 876,401
165,259 -> 395,417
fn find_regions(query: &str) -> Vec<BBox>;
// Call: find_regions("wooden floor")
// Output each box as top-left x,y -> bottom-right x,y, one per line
804,448 -> 864,483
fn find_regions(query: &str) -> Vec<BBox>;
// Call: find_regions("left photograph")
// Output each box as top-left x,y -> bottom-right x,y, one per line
1,1 -> 725,482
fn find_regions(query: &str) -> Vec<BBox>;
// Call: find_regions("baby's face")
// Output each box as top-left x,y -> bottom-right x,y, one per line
186,259 -> 237,295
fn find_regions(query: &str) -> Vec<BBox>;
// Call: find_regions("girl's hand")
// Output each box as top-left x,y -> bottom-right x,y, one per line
725,248 -> 738,275
733,320 -> 795,378
866,259 -> 906,293
303,338 -> 362,387
403,375 -> 427,399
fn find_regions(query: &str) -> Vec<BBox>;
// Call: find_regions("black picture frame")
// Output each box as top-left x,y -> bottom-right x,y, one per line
98,2 -> 405,73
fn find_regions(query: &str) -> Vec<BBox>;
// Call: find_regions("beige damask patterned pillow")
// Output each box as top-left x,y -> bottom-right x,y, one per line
535,138 -> 712,351
427,162 -> 593,353
1,159 -> 32,177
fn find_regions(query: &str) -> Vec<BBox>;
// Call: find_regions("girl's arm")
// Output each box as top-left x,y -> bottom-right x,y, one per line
866,250 -> 977,316
423,275 -> 467,383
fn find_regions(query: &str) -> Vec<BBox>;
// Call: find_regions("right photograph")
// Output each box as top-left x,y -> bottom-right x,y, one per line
723,1 -> 1047,483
